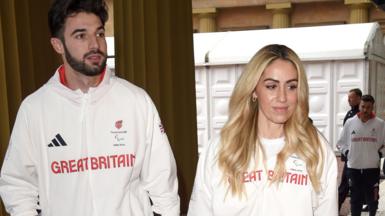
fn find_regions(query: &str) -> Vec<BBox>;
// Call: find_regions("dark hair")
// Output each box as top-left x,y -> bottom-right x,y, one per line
349,88 -> 362,97
361,94 -> 375,104
267,44 -> 291,59
48,0 -> 108,38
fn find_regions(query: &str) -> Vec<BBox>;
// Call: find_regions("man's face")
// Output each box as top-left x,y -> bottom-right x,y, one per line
359,100 -> 374,120
348,91 -> 361,107
60,12 -> 107,76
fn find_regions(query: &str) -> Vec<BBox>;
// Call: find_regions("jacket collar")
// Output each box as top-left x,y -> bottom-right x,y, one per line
357,111 -> 376,121
58,65 -> 106,87
47,65 -> 114,104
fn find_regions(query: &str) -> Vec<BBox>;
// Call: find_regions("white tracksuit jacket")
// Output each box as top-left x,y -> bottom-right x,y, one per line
0,67 -> 180,216
338,115 -> 385,169
188,135 -> 338,216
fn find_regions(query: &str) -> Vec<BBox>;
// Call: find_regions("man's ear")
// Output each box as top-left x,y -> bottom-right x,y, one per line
50,37 -> 64,54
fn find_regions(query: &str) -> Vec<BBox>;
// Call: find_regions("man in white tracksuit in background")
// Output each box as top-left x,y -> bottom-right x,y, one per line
338,94 -> 385,216
0,0 -> 180,215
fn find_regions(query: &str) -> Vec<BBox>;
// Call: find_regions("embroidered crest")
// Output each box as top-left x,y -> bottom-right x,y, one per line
115,120 -> 123,130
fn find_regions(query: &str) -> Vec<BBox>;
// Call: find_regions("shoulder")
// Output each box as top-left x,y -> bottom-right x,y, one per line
202,137 -> 221,157
374,116 -> 385,123
199,137 -> 221,168
112,77 -> 148,97
344,115 -> 358,126
318,132 -> 333,153
372,117 -> 385,128
18,84 -> 51,112
111,76 -> 156,107
317,131 -> 336,164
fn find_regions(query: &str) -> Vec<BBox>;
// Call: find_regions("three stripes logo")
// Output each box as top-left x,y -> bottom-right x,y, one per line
48,134 -> 68,147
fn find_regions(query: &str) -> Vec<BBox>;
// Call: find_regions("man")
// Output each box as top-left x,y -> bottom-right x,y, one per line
0,0 -> 180,215
338,88 -> 362,211
338,94 -> 385,216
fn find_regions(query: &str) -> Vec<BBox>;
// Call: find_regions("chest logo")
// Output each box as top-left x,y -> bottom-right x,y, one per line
48,134 -> 67,147
115,120 -> 123,130
371,128 -> 377,136
111,119 -> 127,146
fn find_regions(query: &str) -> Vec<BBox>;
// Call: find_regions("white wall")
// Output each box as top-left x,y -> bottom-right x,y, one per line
195,60 -> 366,152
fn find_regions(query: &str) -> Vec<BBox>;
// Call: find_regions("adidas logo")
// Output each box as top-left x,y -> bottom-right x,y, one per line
48,134 -> 67,147
351,130 -> 356,135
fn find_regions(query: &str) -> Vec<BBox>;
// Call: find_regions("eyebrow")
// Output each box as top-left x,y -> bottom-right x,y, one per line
70,28 -> 86,36
263,78 -> 298,83
70,26 -> 105,36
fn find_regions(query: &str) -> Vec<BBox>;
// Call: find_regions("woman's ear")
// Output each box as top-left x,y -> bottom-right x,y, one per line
252,91 -> 258,102
50,37 -> 64,54
252,91 -> 257,98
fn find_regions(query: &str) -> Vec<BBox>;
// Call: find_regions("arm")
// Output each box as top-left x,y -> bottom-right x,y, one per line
314,139 -> 338,216
187,139 -> 217,216
378,145 -> 384,158
141,97 -> 179,216
379,121 -> 385,157
337,122 -> 350,157
0,105 -> 39,215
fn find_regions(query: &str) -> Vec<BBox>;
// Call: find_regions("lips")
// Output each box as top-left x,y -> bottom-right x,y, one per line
87,54 -> 101,60
273,107 -> 288,112
85,54 -> 103,64
84,50 -> 106,63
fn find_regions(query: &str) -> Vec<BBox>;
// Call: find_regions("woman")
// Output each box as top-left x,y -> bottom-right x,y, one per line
188,44 -> 337,216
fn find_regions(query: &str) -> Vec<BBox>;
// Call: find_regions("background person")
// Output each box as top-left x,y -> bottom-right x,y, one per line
338,88 -> 362,211
338,94 -> 385,216
187,44 -> 337,216
0,0 -> 180,215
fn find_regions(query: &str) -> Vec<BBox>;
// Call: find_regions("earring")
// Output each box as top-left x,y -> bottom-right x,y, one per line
252,94 -> 257,102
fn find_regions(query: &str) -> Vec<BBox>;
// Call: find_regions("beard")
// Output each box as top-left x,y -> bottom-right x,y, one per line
63,42 -> 107,77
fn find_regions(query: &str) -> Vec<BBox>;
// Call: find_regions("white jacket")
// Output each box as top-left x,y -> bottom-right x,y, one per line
338,115 -> 385,169
188,135 -> 338,216
0,67 -> 180,216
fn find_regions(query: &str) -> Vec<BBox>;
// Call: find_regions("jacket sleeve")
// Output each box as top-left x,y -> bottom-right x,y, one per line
187,139 -> 217,216
379,120 -> 385,156
141,96 -> 180,216
337,121 -> 350,156
314,138 -> 338,216
0,104 -> 39,216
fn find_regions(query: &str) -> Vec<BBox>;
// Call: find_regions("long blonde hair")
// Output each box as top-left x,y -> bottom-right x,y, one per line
218,44 -> 324,196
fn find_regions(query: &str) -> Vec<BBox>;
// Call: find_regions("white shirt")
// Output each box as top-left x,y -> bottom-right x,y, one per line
0,67 -> 180,216
338,115 -> 385,169
188,134 -> 338,216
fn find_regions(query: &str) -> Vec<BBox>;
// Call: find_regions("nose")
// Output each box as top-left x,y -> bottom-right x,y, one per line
278,86 -> 287,102
89,35 -> 100,50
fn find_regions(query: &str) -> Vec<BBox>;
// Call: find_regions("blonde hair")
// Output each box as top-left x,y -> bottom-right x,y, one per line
218,44 -> 324,196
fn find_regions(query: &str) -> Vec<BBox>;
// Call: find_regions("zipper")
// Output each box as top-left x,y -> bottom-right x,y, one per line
79,93 -> 90,122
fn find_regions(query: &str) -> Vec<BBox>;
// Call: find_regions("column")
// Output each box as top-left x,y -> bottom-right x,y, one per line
193,8 -> 217,32
0,13 -> 10,216
0,0 -> 22,129
345,0 -> 371,23
266,2 -> 292,28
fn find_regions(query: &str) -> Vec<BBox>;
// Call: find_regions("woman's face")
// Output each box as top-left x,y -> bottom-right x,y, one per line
254,58 -> 299,127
